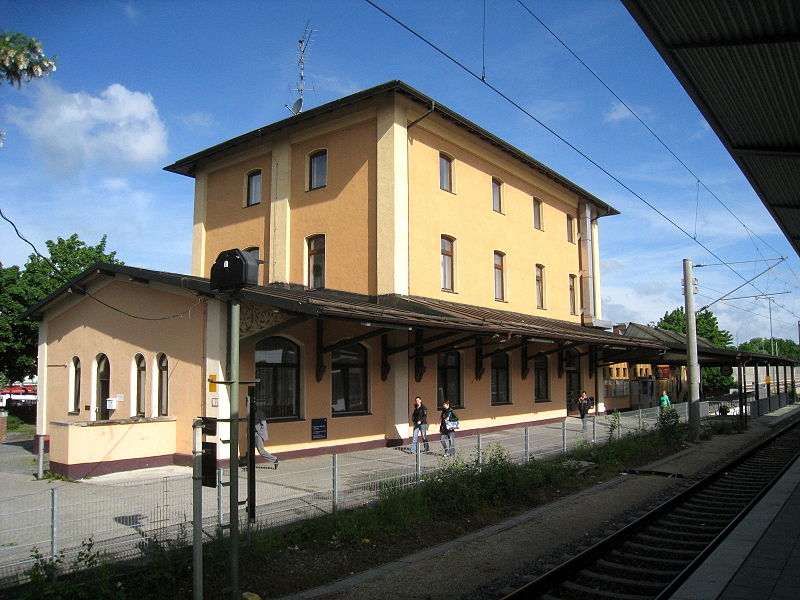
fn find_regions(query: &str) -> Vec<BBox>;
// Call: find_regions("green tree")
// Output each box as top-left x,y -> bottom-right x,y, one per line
0,31 -> 56,87
0,234 -> 122,384
656,307 -> 735,395
739,337 -> 800,361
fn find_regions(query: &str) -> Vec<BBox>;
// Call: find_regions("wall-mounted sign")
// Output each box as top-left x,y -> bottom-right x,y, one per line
311,418 -> 328,440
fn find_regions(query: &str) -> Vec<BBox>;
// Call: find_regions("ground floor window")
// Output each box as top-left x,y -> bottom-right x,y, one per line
332,344 -> 368,415
534,355 -> 549,402
437,351 -> 462,409
491,351 -> 510,405
157,353 -> 169,416
255,337 -> 300,419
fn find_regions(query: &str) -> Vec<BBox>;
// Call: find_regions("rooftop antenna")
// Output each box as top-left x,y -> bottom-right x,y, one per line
286,21 -> 314,115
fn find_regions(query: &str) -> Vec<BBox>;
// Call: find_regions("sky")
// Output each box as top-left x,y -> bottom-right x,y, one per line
2,0 -> 799,346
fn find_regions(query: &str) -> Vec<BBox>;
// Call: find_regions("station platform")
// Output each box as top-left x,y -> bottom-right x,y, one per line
673,411 -> 800,600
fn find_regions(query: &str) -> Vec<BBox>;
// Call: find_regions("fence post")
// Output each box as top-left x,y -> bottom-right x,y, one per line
476,433 -> 483,466
332,453 -> 339,513
50,488 -> 58,559
216,468 -> 223,528
415,444 -> 421,482
638,409 -> 643,432
524,426 -> 530,463
562,420 -> 567,453
37,436 -> 45,480
592,414 -> 596,445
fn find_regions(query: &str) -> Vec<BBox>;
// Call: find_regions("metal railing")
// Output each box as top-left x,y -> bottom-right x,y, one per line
0,396 -> 793,587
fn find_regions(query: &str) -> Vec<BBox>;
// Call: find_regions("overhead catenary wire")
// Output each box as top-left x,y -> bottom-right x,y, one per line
0,205 -> 207,322
362,0 -> 791,311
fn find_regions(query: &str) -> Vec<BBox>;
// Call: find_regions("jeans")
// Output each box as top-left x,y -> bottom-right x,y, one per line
581,413 -> 588,431
441,430 -> 456,456
411,423 -> 429,454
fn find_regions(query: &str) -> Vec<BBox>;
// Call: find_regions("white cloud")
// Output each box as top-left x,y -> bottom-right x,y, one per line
178,111 -> 214,129
7,82 -> 167,175
603,100 -> 655,124
122,2 -> 140,21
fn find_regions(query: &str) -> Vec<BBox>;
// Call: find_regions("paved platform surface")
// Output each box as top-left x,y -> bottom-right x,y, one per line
673,415 -> 800,600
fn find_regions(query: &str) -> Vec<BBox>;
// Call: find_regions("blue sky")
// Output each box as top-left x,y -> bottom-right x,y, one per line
2,0 -> 798,345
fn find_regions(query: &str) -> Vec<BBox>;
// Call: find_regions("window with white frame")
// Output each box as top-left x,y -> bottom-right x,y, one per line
492,178 -> 502,213
307,235 -> 325,289
494,251 -> 505,301
533,197 -> 543,230
441,235 -> 455,292
246,170 -> 261,206
439,153 -> 453,192
135,354 -> 146,416
535,264 -> 545,309
309,150 -> 327,190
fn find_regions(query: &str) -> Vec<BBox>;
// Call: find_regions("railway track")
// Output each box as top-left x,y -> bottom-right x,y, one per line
500,420 -> 800,600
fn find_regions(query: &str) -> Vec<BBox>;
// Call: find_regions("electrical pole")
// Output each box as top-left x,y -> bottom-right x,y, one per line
683,259 -> 701,442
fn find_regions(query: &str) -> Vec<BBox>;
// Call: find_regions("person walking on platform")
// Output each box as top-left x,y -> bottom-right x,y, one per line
254,409 -> 279,469
660,391 -> 671,407
410,396 -> 430,454
439,400 -> 459,457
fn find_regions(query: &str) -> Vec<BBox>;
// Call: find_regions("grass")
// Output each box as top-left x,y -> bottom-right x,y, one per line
5,415 -> 35,434
14,430 -> 689,599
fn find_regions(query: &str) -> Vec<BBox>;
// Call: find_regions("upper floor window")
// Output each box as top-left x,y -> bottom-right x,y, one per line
535,264 -> 545,309
494,251 -> 505,302
255,336 -> 300,419
441,235 -> 455,292
533,197 -> 543,230
246,170 -> 261,206
569,274 -> 578,315
331,344 -> 368,415
307,235 -> 325,289
491,351 -> 510,405
135,354 -> 146,416
439,153 -> 453,192
309,150 -> 328,190
437,351 -> 462,409
492,178 -> 502,213
566,214 -> 575,243
157,353 -> 169,416
70,356 -> 81,413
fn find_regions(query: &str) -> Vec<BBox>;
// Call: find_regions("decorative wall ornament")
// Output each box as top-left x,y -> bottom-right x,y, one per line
240,302 -> 291,338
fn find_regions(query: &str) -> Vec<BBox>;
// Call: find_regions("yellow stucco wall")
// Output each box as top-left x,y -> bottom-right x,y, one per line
204,151 -> 272,284
50,419 -> 177,465
407,118 -> 582,320
288,118 -> 377,294
42,280 -> 206,458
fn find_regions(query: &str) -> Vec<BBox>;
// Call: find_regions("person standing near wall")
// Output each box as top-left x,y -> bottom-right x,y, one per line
410,396 -> 429,454
577,391 -> 590,432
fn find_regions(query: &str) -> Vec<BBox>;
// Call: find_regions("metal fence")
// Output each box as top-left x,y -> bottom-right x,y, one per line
0,396 -> 793,587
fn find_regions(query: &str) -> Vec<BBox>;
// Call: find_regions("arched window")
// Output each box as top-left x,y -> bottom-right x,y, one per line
494,251 -> 505,301
307,235 -> 325,289
569,274 -> 578,315
255,337 -> 300,419
309,149 -> 328,190
437,351 -> 461,409
491,351 -> 510,405
331,344 -> 368,415
536,264 -> 545,309
246,170 -> 261,206
439,153 -> 453,192
157,353 -> 169,416
96,353 -> 110,420
441,235 -> 455,292
533,197 -> 543,230
534,355 -> 549,402
492,178 -> 503,213
70,357 -> 81,413
135,354 -> 146,416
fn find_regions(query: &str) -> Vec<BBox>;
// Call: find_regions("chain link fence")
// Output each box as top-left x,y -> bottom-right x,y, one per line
1,396 -> 793,587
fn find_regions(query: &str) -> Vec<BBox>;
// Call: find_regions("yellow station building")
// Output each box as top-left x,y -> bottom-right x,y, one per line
27,81 -> 664,478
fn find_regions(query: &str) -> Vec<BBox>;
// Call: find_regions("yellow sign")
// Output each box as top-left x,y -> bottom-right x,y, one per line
765,375 -> 772,384
208,374 -> 217,392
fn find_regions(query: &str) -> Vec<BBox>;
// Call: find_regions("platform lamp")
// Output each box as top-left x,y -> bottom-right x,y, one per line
208,249 -> 259,600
